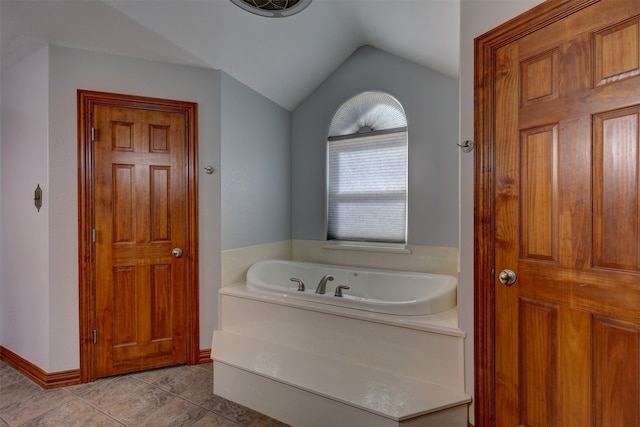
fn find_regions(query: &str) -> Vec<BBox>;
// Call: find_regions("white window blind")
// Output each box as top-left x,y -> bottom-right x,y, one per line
327,131 -> 408,243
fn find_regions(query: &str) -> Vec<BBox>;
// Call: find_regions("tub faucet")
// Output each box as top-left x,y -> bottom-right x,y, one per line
315,275 -> 334,294
290,277 -> 305,291
334,285 -> 350,297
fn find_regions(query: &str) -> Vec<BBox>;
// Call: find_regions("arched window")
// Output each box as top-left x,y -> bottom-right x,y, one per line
327,91 -> 408,244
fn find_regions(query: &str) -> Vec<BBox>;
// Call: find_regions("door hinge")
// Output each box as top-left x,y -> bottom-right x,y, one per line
91,127 -> 95,142
92,228 -> 96,243
93,329 -> 97,344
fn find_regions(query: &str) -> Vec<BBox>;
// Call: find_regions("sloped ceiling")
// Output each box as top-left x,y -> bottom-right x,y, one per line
0,0 -> 460,111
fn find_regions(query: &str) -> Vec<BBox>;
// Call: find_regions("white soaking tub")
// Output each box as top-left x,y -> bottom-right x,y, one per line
246,259 -> 457,315
212,259 -> 470,427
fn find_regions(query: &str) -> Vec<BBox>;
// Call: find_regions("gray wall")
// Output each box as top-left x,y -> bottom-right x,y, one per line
0,45 -> 223,371
47,46 -> 223,368
0,45 -> 292,371
220,72 -> 291,250
291,46 -> 459,247
0,45 -> 50,369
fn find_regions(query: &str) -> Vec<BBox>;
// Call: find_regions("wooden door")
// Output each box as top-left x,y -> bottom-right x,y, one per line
78,91 -> 199,382
93,105 -> 189,377
476,0 -> 640,425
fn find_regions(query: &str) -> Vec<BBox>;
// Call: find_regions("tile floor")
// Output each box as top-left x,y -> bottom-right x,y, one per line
0,360 -> 289,427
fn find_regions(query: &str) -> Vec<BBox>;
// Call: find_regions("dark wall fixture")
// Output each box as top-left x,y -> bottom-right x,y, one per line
34,184 -> 42,212
229,0 -> 312,18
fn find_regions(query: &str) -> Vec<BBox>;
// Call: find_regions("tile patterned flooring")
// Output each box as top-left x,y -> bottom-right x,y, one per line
0,361 -> 288,427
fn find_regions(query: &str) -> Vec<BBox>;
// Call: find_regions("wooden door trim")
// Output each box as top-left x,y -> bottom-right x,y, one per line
77,90 -> 199,382
473,0 -> 600,424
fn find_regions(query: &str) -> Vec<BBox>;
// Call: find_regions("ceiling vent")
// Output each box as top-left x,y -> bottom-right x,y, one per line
230,0 -> 312,17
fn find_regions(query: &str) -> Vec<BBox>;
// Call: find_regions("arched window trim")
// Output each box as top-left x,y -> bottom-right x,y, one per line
327,126 -> 408,142
326,91 -> 408,246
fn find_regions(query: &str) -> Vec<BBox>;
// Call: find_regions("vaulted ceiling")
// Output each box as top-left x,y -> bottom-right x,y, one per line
0,0 -> 460,111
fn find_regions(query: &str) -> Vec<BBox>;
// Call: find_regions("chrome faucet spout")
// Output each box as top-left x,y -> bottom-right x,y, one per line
315,274 -> 334,294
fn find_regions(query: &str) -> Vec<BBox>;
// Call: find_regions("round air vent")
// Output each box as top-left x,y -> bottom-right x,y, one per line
230,0 -> 312,17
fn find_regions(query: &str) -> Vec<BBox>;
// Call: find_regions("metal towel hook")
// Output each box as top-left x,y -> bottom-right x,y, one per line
456,140 -> 475,153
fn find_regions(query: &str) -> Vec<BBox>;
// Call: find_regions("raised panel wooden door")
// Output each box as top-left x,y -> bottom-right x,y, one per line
94,105 -> 187,377
494,1 -> 640,425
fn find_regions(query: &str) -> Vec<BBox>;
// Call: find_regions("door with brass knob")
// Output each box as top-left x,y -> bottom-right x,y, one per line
485,1 -> 640,424
93,102 -> 191,378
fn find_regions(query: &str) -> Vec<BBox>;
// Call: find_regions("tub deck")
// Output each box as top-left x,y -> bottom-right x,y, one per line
212,285 -> 470,426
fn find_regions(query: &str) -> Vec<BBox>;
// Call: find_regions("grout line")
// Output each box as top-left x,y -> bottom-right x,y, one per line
124,369 -> 246,426
59,394 -> 127,426
0,415 -> 10,427
0,362 -> 276,427
123,368 -> 250,426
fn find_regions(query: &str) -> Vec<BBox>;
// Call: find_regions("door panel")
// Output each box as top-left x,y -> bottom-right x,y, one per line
594,107 -> 640,270
493,1 -> 640,425
520,125 -> 558,262
592,317 -> 640,426
518,300 -> 558,426
94,105 -> 187,377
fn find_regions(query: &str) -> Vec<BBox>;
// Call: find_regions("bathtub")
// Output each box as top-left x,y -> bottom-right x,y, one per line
245,259 -> 457,316
213,260 -> 469,426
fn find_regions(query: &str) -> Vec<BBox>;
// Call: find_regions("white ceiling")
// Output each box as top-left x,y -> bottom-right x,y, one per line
0,0 -> 460,111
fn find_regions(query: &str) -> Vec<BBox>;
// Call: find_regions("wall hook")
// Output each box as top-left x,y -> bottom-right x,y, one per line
456,140 -> 475,153
204,166 -> 216,175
